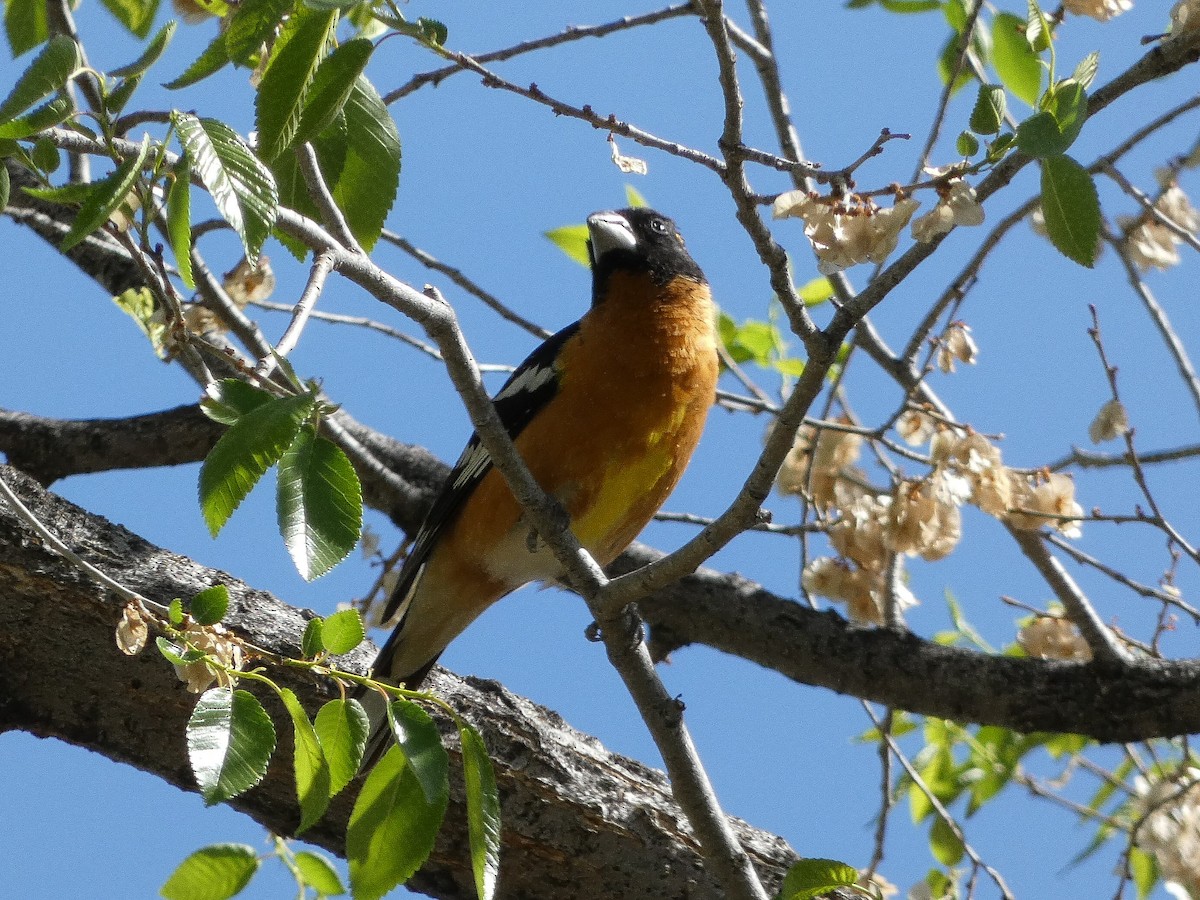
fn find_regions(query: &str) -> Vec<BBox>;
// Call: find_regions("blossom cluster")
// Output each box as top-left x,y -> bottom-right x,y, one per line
1133,769 -> 1200,899
1119,176 -> 1200,272
781,407 -> 1084,623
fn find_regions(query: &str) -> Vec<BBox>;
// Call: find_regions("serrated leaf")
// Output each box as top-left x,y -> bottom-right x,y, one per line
200,378 -> 275,425
160,843 -> 260,900
187,687 -> 277,805
191,584 -> 230,625
276,422 -> 362,581
314,698 -> 369,797
320,608 -> 365,655
346,741 -> 449,900
1025,0 -> 1051,53
991,12 -> 1041,107
106,20 -> 176,114
969,84 -> 1006,135
198,392 -> 315,536
1040,154 -> 1100,267
99,0 -> 159,39
172,112 -> 278,263
329,76 -> 399,251
61,135 -> 149,251
156,635 -> 205,666
164,31 -> 230,90
779,858 -> 860,900
0,93 -> 71,139
166,155 -> 194,290
1073,51 -> 1099,89
293,851 -> 345,896
169,598 -> 185,625
292,38 -> 374,148
459,724 -> 500,900
280,688 -> 332,833
387,701 -> 449,806
929,816 -> 965,866
0,34 -> 79,124
255,8 -> 337,162
224,0 -> 293,66
31,134 -> 58,172
301,616 -> 324,658
5,0 -> 48,57
545,223 -> 590,267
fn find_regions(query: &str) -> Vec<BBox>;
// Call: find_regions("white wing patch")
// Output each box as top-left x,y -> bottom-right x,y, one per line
451,441 -> 492,491
493,361 -> 556,404
387,561 -> 427,626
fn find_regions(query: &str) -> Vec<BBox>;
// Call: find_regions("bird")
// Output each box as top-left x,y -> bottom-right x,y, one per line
363,207 -> 717,744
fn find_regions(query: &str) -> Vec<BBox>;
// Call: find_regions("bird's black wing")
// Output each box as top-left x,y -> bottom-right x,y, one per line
379,321 -> 580,625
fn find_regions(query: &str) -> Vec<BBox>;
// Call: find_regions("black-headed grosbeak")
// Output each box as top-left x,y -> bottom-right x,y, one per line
370,207 -> 718,694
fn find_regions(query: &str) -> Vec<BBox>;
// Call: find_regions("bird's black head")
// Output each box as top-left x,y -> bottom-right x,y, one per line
586,208 -> 706,304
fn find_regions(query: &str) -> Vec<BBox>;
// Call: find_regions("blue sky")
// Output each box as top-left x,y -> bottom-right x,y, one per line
3,1 -> 1199,898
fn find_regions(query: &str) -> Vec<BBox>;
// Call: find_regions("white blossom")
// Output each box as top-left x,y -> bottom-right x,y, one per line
775,191 -> 919,274
1088,398 -> 1130,443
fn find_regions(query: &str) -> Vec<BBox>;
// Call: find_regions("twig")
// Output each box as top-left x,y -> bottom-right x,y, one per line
911,0 -> 984,178
296,143 -> 363,254
255,250 -> 334,379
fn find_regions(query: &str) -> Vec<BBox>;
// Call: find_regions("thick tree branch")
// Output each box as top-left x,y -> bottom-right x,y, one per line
0,466 -> 800,900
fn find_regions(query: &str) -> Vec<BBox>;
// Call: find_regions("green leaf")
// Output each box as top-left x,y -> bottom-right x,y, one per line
106,20 -> 176,113
99,0 -> 159,39
969,84 -> 1006,135
459,724 -> 500,900
172,112 -> 278,263
301,617 -> 325,658
280,688 -> 332,833
314,697 -> 369,797
224,0 -> 293,66
1129,846 -> 1158,900
386,700 -> 449,806
168,598 -> 185,625
936,31 -> 974,96
293,851 -> 346,896
200,378 -> 275,425
929,816 -> 965,867
160,843 -> 260,900
991,12 -> 1041,107
61,135 -> 150,251
1073,51 -> 1099,89
255,8 -> 337,162
797,276 -> 834,306
166,155 -> 194,290
164,31 -> 230,90
31,134 -> 58,172
329,75 -> 400,251
5,0 -> 48,57
0,164 -> 8,211
1039,154 -> 1100,267
0,94 -> 72,139
187,687 -> 277,805
346,741 -> 449,900
292,38 -> 374,148
0,34 -> 78,124
320,608 -> 365,655
1025,0 -> 1052,53
156,635 -> 205,666
778,858 -> 860,900
191,584 -> 230,625
956,131 -> 979,157
880,0 -> 940,10
1017,81 -> 1087,158
198,392 -> 315,536
624,184 -> 648,208
276,424 -> 363,581
545,223 -> 590,267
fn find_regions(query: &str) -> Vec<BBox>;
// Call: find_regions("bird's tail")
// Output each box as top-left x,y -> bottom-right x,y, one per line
357,627 -> 442,770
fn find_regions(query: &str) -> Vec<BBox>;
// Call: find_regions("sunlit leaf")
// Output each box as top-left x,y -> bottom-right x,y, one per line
254,8 -> 337,162
0,34 -> 79,124
191,584 -> 230,625
779,858 -> 860,900
160,843 -> 260,900
61,135 -> 149,251
280,688 -> 332,833
187,687 -> 276,805
459,723 -> 500,900
545,223 -> 590,267
320,608 -> 365,655
1039,154 -> 1100,268
314,697 -> 369,797
293,851 -> 346,896
991,12 -> 1040,107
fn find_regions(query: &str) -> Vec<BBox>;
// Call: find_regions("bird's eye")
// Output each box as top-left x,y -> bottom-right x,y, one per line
650,217 -> 668,233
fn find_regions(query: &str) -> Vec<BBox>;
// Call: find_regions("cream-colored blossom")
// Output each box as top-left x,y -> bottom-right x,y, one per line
937,322 -> 978,373
1171,0 -> 1200,34
1088,398 -> 1130,443
222,255 -> 276,305
1119,182 -> 1198,272
1007,472 -> 1084,537
1132,769 -> 1200,898
897,409 -> 936,446
116,602 -> 149,656
802,556 -> 916,625
1063,0 -> 1132,20
911,179 -> 984,242
775,192 -> 919,274
829,493 -> 892,571
1018,615 -> 1093,661
885,477 -> 962,562
929,428 -> 1014,518
609,135 -> 648,175
776,417 -> 863,509
1158,183 -> 1200,232
172,621 -> 244,693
